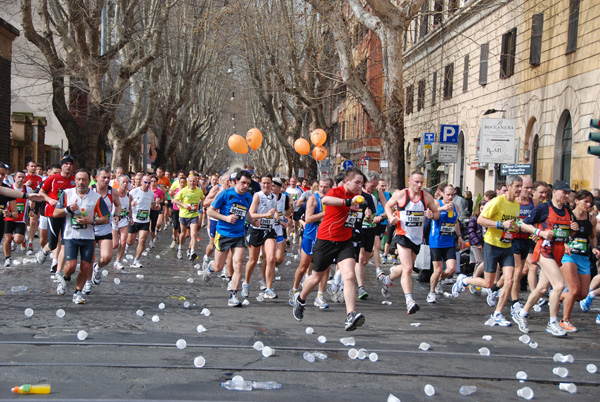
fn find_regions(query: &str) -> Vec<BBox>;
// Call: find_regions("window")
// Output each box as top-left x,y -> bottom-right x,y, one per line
405,85 -> 414,115
433,1 -> 443,27
500,28 -> 517,78
560,115 -> 572,182
463,54 -> 469,93
530,13 -> 544,66
479,43 -> 489,85
443,63 -> 454,100
419,1 -> 429,39
566,0 -> 580,54
532,134 -> 539,181
432,71 -> 437,106
417,79 -> 425,111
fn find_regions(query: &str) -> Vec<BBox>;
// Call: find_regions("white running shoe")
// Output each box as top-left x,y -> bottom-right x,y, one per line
314,295 -> 329,309
92,262 -> 101,285
485,313 -> 511,327
113,261 -> 124,270
72,291 -> 85,304
228,294 -> 242,307
546,321 -> 567,337
149,240 -> 154,248
259,278 -> 267,291
170,240 -> 177,249
131,260 -> 143,268
426,292 -> 437,303
177,248 -> 183,259
3,258 -> 11,267
57,276 -> 68,296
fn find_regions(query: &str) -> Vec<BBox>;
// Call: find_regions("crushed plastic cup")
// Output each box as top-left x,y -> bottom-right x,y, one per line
196,325 -> 206,333
183,301 -> 190,308
348,348 -> 358,359
419,342 -> 430,351
197,270 -> 202,276
340,337 -> 355,346
77,330 -> 88,341
193,356 -> 205,368
410,322 -> 421,327
424,384 -> 435,396
24,308 -> 34,317
443,292 -> 453,298
528,342 -> 538,349
357,349 -> 368,360
158,303 -> 165,310
194,264 -> 201,270
314,352 -> 328,360
369,352 -> 379,362
201,308 -> 210,316
533,304 -> 542,312
176,339 -> 187,349
56,309 -> 65,318
517,386 -> 534,400
126,254 -> 134,260
142,252 -> 148,257
381,300 -> 392,305
102,269 -> 109,277
275,276 -> 281,281
553,367 -> 568,378
285,261 -> 292,266
155,255 -> 160,259
253,341 -> 264,351
553,353 -> 564,362
317,335 -> 327,344
516,371 -> 528,382
113,278 -> 121,285
303,351 -> 315,362
459,385 -> 477,396
564,354 -> 574,363
136,309 -> 144,317
482,335 -> 493,341
478,347 -> 490,356
519,334 -> 531,344
256,294 -> 264,302
559,382 -> 577,394
387,394 -> 401,402
151,315 -> 160,322
187,278 -> 194,283
261,346 -> 274,357
305,327 -> 314,335
586,363 -> 597,374
242,299 -> 250,306
136,274 -> 144,279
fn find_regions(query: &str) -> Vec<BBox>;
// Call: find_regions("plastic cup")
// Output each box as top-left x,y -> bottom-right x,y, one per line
194,264 -> 201,269
56,309 -> 65,318
303,352 -> 315,363
369,352 -> 379,362
158,303 -> 165,310
348,348 -> 358,359
242,299 -> 250,306
286,261 -> 292,266
113,278 -> 121,284
564,354 -> 574,363
559,382 -> 577,394
553,367 -> 568,378
586,363 -> 597,374
519,334 -> 531,344
424,384 -> 435,397
183,301 -> 190,308
136,309 -> 144,317
196,324 -> 206,333
187,278 -> 194,283
176,339 -> 187,349
102,269 -> 109,276
419,342 -> 430,351
517,386 -> 534,400
478,347 -> 490,356
77,330 -> 88,341
528,341 -> 538,349
516,371 -> 528,382
201,308 -> 210,316
262,346 -> 273,357
193,356 -> 205,368
357,349 -> 368,360
387,394 -> 401,402
142,252 -> 148,257
533,304 -> 542,312
553,353 -> 564,362
136,274 -> 144,279
482,335 -> 492,341
253,341 -> 264,351
305,327 -> 314,335
232,375 -> 244,384
340,337 -> 356,346
314,352 -> 328,360
317,335 -> 327,344
410,322 -> 421,327
151,315 -> 159,322
24,308 -> 34,317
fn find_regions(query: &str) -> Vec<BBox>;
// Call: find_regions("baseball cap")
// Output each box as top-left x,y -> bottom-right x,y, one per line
553,181 -> 573,192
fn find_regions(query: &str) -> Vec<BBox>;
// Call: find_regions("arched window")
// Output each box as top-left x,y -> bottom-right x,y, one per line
555,110 -> 573,183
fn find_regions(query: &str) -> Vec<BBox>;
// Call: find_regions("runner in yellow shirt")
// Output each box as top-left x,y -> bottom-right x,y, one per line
174,174 -> 204,260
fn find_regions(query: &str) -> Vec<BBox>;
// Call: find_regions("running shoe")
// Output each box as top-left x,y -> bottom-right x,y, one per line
264,288 -> 278,299
149,240 -> 154,248
113,261 -> 124,270
177,249 -> 183,259
435,282 -> 444,295
381,256 -> 388,264
559,319 -> 578,333
375,267 -> 383,278
56,275 -> 67,296
344,311 -> 365,331
202,256 -> 209,271
36,249 -> 47,265
546,321 -> 567,337
536,297 -> 547,307
289,289 -> 298,306
189,251 -> 197,261
228,294 -> 242,307
314,295 -> 329,310
72,291 -> 85,304
259,278 -> 267,291
579,294 -> 593,312
377,273 -> 391,298
203,260 -> 212,282
468,284 -> 479,295
170,240 -> 177,249
407,300 -> 420,315
452,274 -> 467,297
510,301 -> 523,317
357,286 -> 368,300
226,281 -> 233,291
82,280 -> 93,295
596,314 -> 600,324
26,249 -> 34,256
50,259 -> 58,273
4,258 -> 11,267
511,311 -> 529,333
392,257 -> 399,265
92,262 -> 101,285
241,283 -> 250,298
131,260 -> 143,268
334,288 -> 345,303
426,292 -> 437,303
292,294 -> 305,321
486,289 -> 498,307
327,282 -> 338,297
485,313 -> 511,327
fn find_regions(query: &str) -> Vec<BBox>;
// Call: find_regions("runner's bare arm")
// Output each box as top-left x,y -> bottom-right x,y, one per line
305,195 -> 324,224
384,190 -> 404,225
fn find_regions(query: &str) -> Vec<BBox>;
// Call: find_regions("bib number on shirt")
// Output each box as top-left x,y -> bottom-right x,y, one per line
70,216 -> 87,230
136,209 -> 149,220
404,210 -> 424,227
230,203 -> 247,220
344,210 -> 362,228
16,202 -> 25,214
552,224 -> 570,242
440,222 -> 454,236
260,217 -> 275,229
120,209 -> 128,218
189,204 -> 199,212
500,230 -> 515,243
567,237 -> 587,254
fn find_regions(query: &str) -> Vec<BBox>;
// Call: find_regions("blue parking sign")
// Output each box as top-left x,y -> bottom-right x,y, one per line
440,125 -> 459,143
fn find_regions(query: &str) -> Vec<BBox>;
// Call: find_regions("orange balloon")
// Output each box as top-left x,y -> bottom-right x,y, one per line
246,128 -> 263,150
312,146 -> 327,161
228,134 -> 248,154
294,138 -> 311,155
310,129 -> 327,146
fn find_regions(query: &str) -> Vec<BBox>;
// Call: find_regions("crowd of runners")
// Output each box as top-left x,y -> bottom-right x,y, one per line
1,158 -> 600,335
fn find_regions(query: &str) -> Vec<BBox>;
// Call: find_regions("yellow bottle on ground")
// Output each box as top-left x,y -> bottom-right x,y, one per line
11,384 -> 51,394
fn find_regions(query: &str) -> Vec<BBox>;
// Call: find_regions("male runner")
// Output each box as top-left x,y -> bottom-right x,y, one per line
3,171 -> 31,266
24,160 -> 42,253
174,174 -> 204,260
127,174 -> 154,268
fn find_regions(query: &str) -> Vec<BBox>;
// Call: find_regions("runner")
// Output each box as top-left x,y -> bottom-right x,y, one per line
453,175 -> 522,327
427,183 -> 463,303
272,177 -> 292,269
292,168 -> 367,331
204,170 -> 253,307
202,174 -> 230,269
54,169 -> 110,303
354,171 -> 379,300
126,174 -> 154,268
24,160 -> 42,253
173,174 -> 204,260
0,164 -> 18,262
111,175 -> 131,270
286,177 -> 303,245
373,180 -> 391,277
149,175 -> 165,248
3,171 -> 31,266
379,171 -> 445,314
169,171 -> 187,248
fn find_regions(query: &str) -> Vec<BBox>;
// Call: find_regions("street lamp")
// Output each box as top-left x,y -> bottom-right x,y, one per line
483,109 -> 506,116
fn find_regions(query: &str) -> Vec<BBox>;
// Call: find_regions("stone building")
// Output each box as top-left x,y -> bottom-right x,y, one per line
0,17 -> 19,165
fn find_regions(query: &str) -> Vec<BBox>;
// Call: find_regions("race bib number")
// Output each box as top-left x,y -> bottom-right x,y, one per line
189,204 -> 199,212
230,203 -> 247,219
344,210 -> 362,228
16,202 -> 25,214
260,217 -> 275,229
136,209 -> 149,220
403,210 -> 424,227
440,222 -> 454,235
70,216 -> 87,230
567,237 -> 588,254
120,208 -> 128,218
500,230 -> 515,243
552,224 -> 570,242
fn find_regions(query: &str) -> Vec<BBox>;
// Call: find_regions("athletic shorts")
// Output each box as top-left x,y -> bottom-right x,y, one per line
483,242 -> 514,273
63,238 -> 95,262
430,246 -> 456,262
179,216 -> 199,227
48,217 -> 65,251
0,218 -> 4,238
395,235 -> 421,255
293,210 -> 303,222
301,236 -> 317,256
39,215 -> 49,230
247,227 -> 276,247
312,238 -> 355,272
512,238 -> 533,259
361,227 -> 378,253
532,240 -> 565,265
4,221 -> 26,236
376,224 -> 387,238
561,252 -> 592,275
277,234 -> 284,243
128,221 -> 150,234
207,219 -> 217,238
214,233 -> 246,252
95,233 -> 113,241
172,210 -> 180,231
150,209 -> 161,232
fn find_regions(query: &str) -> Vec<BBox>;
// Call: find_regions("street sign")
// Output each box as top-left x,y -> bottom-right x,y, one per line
342,160 -> 353,170
470,161 -> 480,170
438,143 -> 458,163
424,132 -> 435,149
380,160 -> 389,168
364,156 -> 372,160
440,125 -> 459,143
357,156 -> 367,166
480,118 -> 516,163
320,159 -> 330,169
500,163 -> 532,175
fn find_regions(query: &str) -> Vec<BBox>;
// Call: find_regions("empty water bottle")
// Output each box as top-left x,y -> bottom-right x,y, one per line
221,380 -> 252,391
252,381 -> 281,390
303,352 -> 315,362
11,286 -> 28,292
459,385 -> 477,396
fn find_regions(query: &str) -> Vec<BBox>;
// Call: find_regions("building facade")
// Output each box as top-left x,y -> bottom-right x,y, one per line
403,0 -> 600,196
0,17 -> 19,165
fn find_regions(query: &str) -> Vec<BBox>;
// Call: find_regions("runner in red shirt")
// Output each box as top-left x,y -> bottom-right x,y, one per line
292,168 -> 366,331
3,171 -> 31,266
24,160 -> 42,253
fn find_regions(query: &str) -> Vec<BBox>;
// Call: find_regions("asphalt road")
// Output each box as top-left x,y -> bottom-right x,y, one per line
1,228 -> 599,401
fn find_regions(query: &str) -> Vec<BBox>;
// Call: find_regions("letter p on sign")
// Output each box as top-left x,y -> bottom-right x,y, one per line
440,125 -> 459,143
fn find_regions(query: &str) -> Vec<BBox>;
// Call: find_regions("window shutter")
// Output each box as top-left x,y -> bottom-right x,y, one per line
432,71 -> 437,106
509,28 -> 517,76
463,54 -> 469,93
479,43 -> 489,85
566,0 -> 580,54
530,13 -> 544,66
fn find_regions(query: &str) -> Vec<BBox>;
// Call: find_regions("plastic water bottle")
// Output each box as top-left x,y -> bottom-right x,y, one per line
252,381 -> 281,390
459,385 -> 477,396
11,384 -> 51,394
303,352 -> 315,362
11,286 -> 28,292
221,380 -> 252,391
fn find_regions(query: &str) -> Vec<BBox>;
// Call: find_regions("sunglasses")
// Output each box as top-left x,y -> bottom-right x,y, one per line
143,181 -> 150,184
